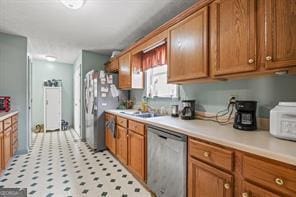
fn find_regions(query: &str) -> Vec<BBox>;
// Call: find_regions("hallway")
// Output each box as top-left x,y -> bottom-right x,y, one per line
0,130 -> 151,197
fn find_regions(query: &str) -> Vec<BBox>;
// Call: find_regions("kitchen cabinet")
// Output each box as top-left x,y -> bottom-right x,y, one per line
118,52 -> 143,89
105,113 -> 116,155
118,53 -> 131,89
3,127 -> 11,168
116,125 -> 128,165
106,58 -> 119,73
128,126 -> 145,180
168,6 -> 209,82
241,181 -> 281,197
264,0 -> 296,70
188,157 -> 233,197
0,113 -> 18,171
242,155 -> 296,196
210,0 -> 257,76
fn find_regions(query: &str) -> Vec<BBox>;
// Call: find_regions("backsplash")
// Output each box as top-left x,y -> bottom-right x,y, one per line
130,75 -> 296,118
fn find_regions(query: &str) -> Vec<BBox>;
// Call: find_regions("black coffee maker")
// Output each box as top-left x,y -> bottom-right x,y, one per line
233,101 -> 257,131
181,100 -> 195,120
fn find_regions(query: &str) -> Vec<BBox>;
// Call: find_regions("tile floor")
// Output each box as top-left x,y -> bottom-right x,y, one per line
0,129 -> 151,197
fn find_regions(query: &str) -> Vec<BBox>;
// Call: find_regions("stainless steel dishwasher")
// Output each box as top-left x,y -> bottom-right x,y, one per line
147,126 -> 187,197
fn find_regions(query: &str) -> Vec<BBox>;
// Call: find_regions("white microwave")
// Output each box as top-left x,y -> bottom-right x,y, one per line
270,102 -> 296,141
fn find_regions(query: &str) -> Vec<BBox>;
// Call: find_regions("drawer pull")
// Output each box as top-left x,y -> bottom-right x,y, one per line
275,178 -> 284,186
248,59 -> 254,64
203,151 -> 210,157
242,192 -> 249,197
266,56 -> 272,61
224,183 -> 230,190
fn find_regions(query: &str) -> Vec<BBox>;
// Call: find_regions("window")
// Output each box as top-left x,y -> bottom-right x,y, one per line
145,64 -> 178,98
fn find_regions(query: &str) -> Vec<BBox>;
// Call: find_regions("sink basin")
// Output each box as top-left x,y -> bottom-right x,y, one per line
120,111 -> 162,118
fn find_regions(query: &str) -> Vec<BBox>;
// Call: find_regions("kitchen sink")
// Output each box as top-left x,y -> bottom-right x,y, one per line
120,111 -> 162,118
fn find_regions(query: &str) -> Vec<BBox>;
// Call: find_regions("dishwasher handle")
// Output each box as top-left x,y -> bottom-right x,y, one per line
148,126 -> 187,142
158,135 -> 168,140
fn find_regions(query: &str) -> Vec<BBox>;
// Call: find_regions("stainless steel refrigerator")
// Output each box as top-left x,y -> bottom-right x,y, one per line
84,70 -> 125,151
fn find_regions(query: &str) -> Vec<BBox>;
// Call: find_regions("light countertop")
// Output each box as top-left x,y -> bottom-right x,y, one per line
0,110 -> 18,122
106,109 -> 296,166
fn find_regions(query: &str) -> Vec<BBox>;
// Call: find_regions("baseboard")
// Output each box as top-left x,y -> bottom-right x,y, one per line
16,148 -> 29,155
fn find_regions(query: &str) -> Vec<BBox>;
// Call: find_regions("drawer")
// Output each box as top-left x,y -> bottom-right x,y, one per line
12,123 -> 17,132
243,155 -> 296,195
128,120 -> 145,135
241,181 -> 281,197
0,121 -> 3,132
12,115 -> 18,124
4,126 -> 12,136
105,113 -> 115,122
117,116 -> 127,128
189,138 -> 234,171
3,118 -> 12,130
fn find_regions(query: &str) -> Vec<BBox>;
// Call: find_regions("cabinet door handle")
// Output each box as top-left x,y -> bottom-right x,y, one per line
242,192 -> 249,197
275,178 -> 284,186
203,151 -> 210,157
224,183 -> 230,190
248,59 -> 254,64
266,56 -> 272,61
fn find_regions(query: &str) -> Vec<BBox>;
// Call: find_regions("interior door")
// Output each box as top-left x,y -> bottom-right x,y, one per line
74,66 -> 81,136
45,88 -> 61,131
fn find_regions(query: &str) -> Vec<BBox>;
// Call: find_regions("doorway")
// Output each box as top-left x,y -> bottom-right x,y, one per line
74,65 -> 81,137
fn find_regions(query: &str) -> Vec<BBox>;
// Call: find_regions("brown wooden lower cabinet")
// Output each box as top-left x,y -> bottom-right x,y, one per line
0,113 -> 18,174
188,137 -> 296,197
116,125 -> 128,165
128,130 -> 145,180
188,157 -> 233,197
105,114 -> 116,155
241,181 -> 281,197
3,127 -> 11,168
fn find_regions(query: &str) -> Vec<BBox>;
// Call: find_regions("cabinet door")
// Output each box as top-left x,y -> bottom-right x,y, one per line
3,129 -> 11,168
241,181 -> 281,197
116,126 -> 128,164
105,126 -> 116,155
119,53 -> 131,89
265,0 -> 296,69
188,157 -> 233,197
128,131 -> 145,180
210,0 -> 257,76
168,6 -> 208,82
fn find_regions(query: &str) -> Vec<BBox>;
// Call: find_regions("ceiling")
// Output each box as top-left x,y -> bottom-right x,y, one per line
0,0 -> 197,64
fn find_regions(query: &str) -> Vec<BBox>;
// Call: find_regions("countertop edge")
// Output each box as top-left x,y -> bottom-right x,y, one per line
105,110 -> 296,166
0,111 -> 18,122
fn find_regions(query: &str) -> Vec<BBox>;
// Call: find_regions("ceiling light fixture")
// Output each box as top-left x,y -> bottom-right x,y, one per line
60,0 -> 86,10
45,56 -> 57,62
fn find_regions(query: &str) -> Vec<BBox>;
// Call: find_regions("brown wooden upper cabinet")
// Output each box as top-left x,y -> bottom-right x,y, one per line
168,6 -> 209,82
265,0 -> 296,69
106,58 -> 119,73
119,53 -> 131,89
210,0 -> 257,76
118,52 -> 144,89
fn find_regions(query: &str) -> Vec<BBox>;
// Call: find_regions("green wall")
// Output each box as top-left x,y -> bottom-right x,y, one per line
131,75 -> 296,118
0,32 -> 29,154
31,60 -> 74,127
